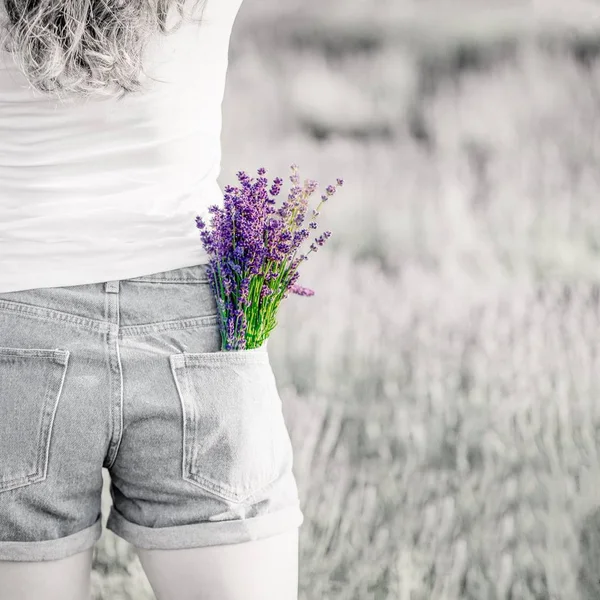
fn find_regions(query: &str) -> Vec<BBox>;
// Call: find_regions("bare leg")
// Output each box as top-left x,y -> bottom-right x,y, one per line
0,547 -> 94,600
136,527 -> 300,600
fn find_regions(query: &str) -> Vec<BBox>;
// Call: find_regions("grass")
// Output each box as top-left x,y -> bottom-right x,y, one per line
92,2 -> 600,599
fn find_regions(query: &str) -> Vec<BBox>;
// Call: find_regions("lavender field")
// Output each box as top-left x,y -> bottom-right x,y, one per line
92,2 -> 600,599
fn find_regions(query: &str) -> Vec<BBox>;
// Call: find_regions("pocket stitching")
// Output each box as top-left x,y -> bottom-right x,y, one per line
171,352 -> 286,504
183,468 -> 281,504
171,350 -> 269,370
0,349 -> 70,493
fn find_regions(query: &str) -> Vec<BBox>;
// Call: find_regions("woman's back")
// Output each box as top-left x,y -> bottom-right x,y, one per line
0,0 -> 244,293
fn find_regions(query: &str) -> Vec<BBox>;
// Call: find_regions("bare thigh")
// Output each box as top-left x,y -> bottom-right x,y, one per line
0,547 -> 94,600
135,528 -> 300,600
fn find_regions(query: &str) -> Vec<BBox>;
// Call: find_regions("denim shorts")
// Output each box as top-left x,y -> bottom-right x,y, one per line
0,263 -> 303,562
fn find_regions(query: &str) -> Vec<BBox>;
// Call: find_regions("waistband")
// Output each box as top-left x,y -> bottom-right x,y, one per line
104,263 -> 210,294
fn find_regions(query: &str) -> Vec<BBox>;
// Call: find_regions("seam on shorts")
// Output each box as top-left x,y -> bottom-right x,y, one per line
0,300 -> 113,333
126,277 -> 210,284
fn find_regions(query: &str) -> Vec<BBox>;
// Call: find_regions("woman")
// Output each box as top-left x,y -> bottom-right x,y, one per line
0,1 -> 303,599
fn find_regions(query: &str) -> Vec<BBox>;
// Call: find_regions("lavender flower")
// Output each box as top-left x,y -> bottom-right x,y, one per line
290,284 -> 315,297
196,165 -> 344,350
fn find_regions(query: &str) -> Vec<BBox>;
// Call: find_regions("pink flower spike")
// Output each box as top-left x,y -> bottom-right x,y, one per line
290,284 -> 315,297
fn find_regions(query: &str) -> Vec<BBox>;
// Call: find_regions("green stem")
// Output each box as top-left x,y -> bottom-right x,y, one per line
214,261 -> 229,349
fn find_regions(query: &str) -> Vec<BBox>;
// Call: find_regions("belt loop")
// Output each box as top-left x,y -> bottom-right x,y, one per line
104,280 -> 120,293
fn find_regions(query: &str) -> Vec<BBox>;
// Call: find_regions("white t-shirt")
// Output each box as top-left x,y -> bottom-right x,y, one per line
0,0 -> 244,293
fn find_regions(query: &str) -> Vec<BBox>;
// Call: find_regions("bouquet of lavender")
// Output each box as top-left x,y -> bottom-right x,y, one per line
195,164 -> 343,351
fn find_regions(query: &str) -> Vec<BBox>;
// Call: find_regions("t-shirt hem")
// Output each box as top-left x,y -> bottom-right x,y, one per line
0,247 -> 213,294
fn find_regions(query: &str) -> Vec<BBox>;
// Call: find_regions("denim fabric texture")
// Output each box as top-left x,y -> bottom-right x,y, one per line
0,263 -> 303,562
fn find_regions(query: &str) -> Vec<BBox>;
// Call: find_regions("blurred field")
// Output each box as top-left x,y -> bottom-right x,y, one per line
92,1 -> 600,599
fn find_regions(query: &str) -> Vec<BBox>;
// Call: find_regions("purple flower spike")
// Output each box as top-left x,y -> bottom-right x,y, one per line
261,284 -> 274,298
290,284 -> 315,297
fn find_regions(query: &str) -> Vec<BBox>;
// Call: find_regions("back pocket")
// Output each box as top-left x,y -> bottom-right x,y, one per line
170,347 -> 294,504
0,347 -> 70,493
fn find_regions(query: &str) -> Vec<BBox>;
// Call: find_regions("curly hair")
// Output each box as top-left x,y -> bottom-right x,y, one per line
0,0 -> 208,101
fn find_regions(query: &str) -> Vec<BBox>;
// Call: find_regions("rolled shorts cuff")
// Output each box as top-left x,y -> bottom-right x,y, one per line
105,503 -> 304,550
0,516 -> 103,562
